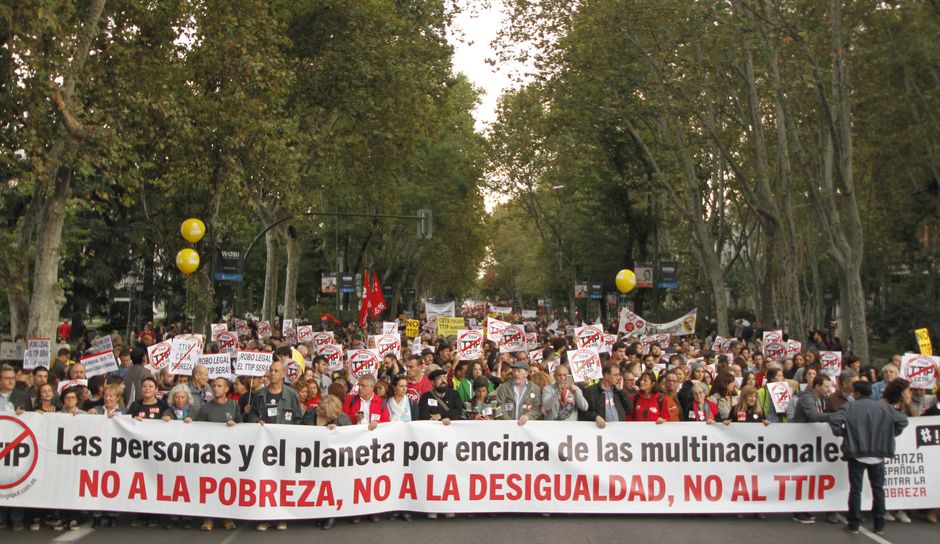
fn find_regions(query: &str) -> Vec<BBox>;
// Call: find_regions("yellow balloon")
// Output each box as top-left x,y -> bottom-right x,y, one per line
176,248 -> 200,275
615,269 -> 637,294
181,218 -> 206,243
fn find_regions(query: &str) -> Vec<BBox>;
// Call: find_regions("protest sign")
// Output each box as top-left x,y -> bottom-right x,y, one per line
490,305 -> 512,315
197,354 -> 232,380
405,320 -> 420,338
762,331 -> 787,361
347,349 -> 381,383
617,308 -> 646,336
704,364 -> 717,379
487,317 -> 510,343
521,310 -> 537,319
787,339 -> 802,358
530,348 -> 544,368
56,379 -> 87,395
574,325 -> 605,353
456,329 -> 484,360
318,344 -> 344,372
618,308 -> 697,336
568,348 -> 602,382
257,321 -> 272,340
91,334 -> 113,354
819,351 -> 842,378
23,338 -> 52,371
81,351 -> 118,378
233,319 -> 250,337
0,341 -> 26,361
168,335 -> 204,376
765,382 -> 792,414
282,319 -> 296,344
210,323 -> 228,342
234,351 -> 272,377
382,322 -> 398,335
437,317 -> 465,337
525,333 -> 539,352
146,340 -> 173,373
296,325 -> 315,344
900,353 -> 939,390
915,328 -> 933,356
216,331 -> 238,355
763,330 -> 784,344
499,325 -> 526,353
424,301 -> 455,318
312,332 -> 334,353
4,414 -> 939,517
372,334 -> 402,360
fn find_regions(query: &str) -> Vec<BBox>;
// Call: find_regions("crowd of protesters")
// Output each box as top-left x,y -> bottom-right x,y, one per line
1,312 -> 938,533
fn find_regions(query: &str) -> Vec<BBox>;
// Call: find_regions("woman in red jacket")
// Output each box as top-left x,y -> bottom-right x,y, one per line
629,371 -> 665,421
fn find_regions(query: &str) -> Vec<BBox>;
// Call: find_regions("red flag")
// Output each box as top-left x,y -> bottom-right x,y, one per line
358,269 -> 372,329
370,272 -> 387,318
320,313 -> 341,326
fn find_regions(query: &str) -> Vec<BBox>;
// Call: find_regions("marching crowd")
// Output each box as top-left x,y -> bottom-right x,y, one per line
1,315 -> 938,533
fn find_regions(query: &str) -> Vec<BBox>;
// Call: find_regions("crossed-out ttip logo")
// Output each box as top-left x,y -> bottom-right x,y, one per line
0,415 -> 39,494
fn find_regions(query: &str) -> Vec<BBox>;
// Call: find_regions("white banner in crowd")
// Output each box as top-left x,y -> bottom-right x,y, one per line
456,329 -> 484,360
4,415 -> 938,518
23,338 -> 51,371
424,301 -> 455,318
80,351 -> 118,378
197,353 -> 233,380
617,308 -> 697,337
234,351 -> 272,377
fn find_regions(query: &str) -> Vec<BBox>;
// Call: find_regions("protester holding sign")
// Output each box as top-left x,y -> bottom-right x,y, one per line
579,363 -> 632,428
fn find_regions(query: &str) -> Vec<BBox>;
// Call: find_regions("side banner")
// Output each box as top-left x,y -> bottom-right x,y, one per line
2,415 -> 938,518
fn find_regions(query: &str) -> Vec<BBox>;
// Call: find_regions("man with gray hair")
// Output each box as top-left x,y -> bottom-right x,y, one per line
187,363 -> 212,412
871,362 -> 899,401
827,368 -> 858,414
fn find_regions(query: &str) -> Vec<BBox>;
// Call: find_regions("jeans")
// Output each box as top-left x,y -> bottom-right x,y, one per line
847,459 -> 886,530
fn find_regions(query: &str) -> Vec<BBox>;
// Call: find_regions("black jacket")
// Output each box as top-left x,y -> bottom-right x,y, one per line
829,397 -> 908,459
417,388 -> 464,421
578,382 -> 633,422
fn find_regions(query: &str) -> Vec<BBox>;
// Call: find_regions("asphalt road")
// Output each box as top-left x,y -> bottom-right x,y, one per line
4,513 -> 936,544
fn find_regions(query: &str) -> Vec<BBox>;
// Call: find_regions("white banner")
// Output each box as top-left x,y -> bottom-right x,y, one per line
371,334 -> 401,360
347,349 -> 381,383
382,322 -> 398,335
521,310 -> 537,319
490,306 -> 512,315
91,334 -> 113,354
425,301 -> 455,318
6,415 -> 937,518
80,351 -> 118,378
197,353 -> 233,380
234,351 -> 272,377
486,317 -> 510,343
568,348 -> 602,382
168,335 -> 205,376
23,338 -> 52,371
618,308 -> 696,336
456,329 -> 484,360
0,341 -> 26,362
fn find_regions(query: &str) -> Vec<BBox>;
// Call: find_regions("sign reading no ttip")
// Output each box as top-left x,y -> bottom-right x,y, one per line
0,416 -> 38,490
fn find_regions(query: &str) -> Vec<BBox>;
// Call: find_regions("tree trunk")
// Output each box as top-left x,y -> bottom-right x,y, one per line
261,227 -> 281,323
27,166 -> 71,339
281,223 -> 300,322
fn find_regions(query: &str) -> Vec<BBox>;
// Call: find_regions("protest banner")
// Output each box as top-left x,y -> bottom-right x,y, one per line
424,301 -> 455,318
197,354 -> 232,380
382,322 -> 398,335
210,323 -> 228,342
787,339 -> 802,358
371,334 -> 401,360
168,335 -> 204,376
234,351 -> 272,377
216,331 -> 238,355
146,340 -> 173,373
347,349 -> 381,383
617,308 -> 646,336
900,353 -> 939,390
405,320 -> 420,338
312,332 -> 334,354
765,382 -> 792,414
318,345 -> 344,372
81,351 -> 118,378
568,348 -> 602,382
23,338 -> 52,371
233,319 -> 250,337
521,310 -> 537,319
530,349 -> 545,368
618,308 -> 697,336
0,341 -> 26,362
56,379 -> 87,395
456,330 -> 484,360
762,331 -> 787,361
640,334 -> 670,353
574,325 -> 605,353
525,333 -> 539,352
499,325 -> 526,353
91,334 -> 113,354
296,325 -> 315,344
486,317 -> 510,342
819,351 -> 842,378
282,320 -> 296,344
436,317 -> 465,337
915,328 -> 933,356
3,415 -> 939,517
490,305 -> 512,315
257,321 -> 272,340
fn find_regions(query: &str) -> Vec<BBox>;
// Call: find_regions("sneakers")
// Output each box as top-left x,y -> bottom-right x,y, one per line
201,520 -> 213,531
874,527 -> 885,536
321,518 -> 335,530
256,522 -> 269,532
222,520 -> 236,530
843,524 -> 859,534
826,512 -> 840,524
275,521 -> 287,531
69,520 -> 80,531
792,513 -> 815,524
427,513 -> 438,519
895,511 -> 911,523
12,521 -> 24,532
884,512 -> 896,522
30,521 -> 40,531
444,513 -> 455,518
926,510 -> 938,524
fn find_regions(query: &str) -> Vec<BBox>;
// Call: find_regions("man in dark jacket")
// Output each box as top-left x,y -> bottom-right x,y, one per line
578,363 -> 633,428
829,380 -> 908,536
417,369 -> 463,423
